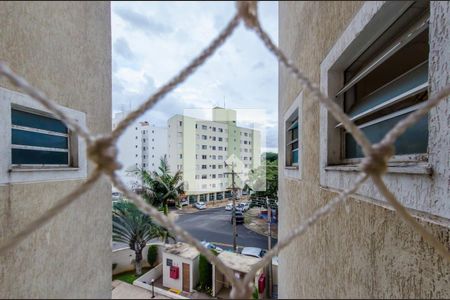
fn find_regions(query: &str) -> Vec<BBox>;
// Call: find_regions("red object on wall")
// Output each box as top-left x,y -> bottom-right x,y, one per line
258,273 -> 266,293
170,266 -> 179,279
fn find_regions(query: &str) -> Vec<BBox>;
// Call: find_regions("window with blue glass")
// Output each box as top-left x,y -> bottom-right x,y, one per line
286,110 -> 299,167
337,6 -> 429,159
11,108 -> 70,166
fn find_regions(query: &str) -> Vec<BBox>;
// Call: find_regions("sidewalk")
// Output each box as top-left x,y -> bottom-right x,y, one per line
112,280 -> 169,299
244,207 -> 278,238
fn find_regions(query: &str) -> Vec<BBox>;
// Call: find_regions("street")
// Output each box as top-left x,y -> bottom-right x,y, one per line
175,206 -> 277,251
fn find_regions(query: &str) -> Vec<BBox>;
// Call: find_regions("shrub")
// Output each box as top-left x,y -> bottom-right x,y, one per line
147,245 -> 158,267
197,254 -> 212,292
252,286 -> 259,299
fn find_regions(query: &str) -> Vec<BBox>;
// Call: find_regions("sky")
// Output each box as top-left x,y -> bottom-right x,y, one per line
111,1 -> 278,153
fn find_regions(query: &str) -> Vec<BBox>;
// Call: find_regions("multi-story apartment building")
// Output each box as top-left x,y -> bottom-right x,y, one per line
168,107 -> 261,203
113,112 -> 167,190
0,2 -> 111,298
279,1 -> 450,298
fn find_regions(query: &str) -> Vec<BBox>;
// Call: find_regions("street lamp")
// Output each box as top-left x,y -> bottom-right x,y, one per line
151,279 -> 155,298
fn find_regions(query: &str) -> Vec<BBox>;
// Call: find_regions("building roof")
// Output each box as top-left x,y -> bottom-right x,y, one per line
164,242 -> 199,260
217,251 -> 262,274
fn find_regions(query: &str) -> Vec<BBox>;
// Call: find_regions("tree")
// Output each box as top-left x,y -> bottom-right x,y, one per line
112,201 -> 162,276
147,244 -> 158,268
263,152 -> 278,163
248,159 -> 278,199
138,155 -> 184,243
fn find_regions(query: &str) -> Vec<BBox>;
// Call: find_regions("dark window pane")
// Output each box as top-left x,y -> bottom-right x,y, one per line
293,149 -> 299,164
12,129 -> 68,149
12,109 -> 67,133
12,149 -> 68,165
347,62 -> 428,118
345,112 -> 428,158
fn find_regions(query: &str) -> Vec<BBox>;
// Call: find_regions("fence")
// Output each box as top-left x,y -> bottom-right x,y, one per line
1,1 -> 450,298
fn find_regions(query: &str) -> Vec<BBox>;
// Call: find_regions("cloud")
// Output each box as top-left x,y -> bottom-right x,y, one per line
114,6 -> 172,34
114,37 -> 134,60
252,61 -> 265,70
112,1 -> 279,151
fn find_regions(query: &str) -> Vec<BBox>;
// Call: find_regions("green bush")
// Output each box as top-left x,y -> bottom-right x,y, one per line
197,254 -> 212,292
252,286 -> 259,299
147,245 -> 158,267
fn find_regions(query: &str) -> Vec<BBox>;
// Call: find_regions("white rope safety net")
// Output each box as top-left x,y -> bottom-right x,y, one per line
1,2 -> 450,298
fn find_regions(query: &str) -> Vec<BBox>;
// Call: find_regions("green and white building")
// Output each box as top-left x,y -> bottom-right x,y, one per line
167,107 -> 261,203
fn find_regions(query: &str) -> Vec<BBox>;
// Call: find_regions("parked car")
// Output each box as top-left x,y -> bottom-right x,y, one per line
195,201 -> 206,210
112,191 -> 121,201
201,241 -> 224,253
240,202 -> 250,212
241,247 -> 266,258
225,202 -> 234,211
236,202 -> 250,212
231,211 -> 245,224
180,198 -> 189,206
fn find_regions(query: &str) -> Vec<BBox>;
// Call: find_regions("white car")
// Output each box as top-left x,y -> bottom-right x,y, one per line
241,247 -> 266,258
236,202 -> 250,212
201,241 -> 224,253
225,203 -> 234,211
240,202 -> 250,212
195,201 -> 206,210
180,198 -> 189,206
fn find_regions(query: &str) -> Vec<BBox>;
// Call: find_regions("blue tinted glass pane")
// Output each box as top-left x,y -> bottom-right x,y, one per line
12,149 -> 68,165
345,112 -> 428,158
292,149 -> 299,164
12,129 -> 68,149
12,109 -> 67,133
348,63 -> 428,117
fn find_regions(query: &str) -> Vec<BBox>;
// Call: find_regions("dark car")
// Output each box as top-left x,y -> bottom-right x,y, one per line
231,211 -> 244,224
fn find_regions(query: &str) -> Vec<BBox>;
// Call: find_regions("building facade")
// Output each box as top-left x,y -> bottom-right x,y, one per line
279,1 -> 450,298
167,107 -> 261,203
113,112 -> 168,190
0,2 -> 111,298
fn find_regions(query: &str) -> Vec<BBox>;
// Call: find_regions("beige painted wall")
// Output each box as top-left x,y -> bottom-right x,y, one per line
0,2 -> 111,298
278,1 -> 450,298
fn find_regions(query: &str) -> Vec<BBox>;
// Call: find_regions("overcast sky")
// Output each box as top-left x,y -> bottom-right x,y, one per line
112,1 -> 278,152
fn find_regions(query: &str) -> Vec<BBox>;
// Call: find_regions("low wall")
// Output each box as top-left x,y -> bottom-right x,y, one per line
134,266 -> 188,300
112,242 -> 164,275
134,264 -> 163,285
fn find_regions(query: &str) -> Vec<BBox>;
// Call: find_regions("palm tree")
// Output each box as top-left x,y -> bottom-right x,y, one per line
138,155 -> 184,243
140,156 -> 184,209
113,201 -> 162,276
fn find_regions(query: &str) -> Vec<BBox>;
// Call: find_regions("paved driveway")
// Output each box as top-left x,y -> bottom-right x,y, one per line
175,207 -> 277,251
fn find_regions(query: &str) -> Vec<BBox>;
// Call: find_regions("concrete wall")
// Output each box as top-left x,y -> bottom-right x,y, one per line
0,2 -> 111,298
134,263 -> 163,285
112,243 -> 164,275
162,251 -> 199,293
278,1 -> 450,298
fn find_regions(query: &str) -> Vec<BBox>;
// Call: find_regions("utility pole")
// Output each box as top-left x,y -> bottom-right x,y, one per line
224,161 -> 239,253
266,197 -> 273,298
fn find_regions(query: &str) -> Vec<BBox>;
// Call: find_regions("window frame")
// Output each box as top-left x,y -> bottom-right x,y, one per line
338,12 -> 430,162
11,106 -> 71,167
0,86 -> 87,184
282,91 -> 302,179
319,1 -> 450,219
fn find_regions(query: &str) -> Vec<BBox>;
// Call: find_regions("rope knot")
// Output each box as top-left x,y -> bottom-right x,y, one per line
236,1 -> 258,28
88,136 -> 121,175
230,281 -> 253,299
360,143 -> 394,175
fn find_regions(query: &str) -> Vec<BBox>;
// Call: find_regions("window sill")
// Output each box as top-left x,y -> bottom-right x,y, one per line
284,166 -> 299,170
324,163 -> 432,175
9,167 -> 80,172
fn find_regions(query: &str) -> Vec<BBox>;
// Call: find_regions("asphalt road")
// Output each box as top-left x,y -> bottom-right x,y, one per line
175,207 -> 277,251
